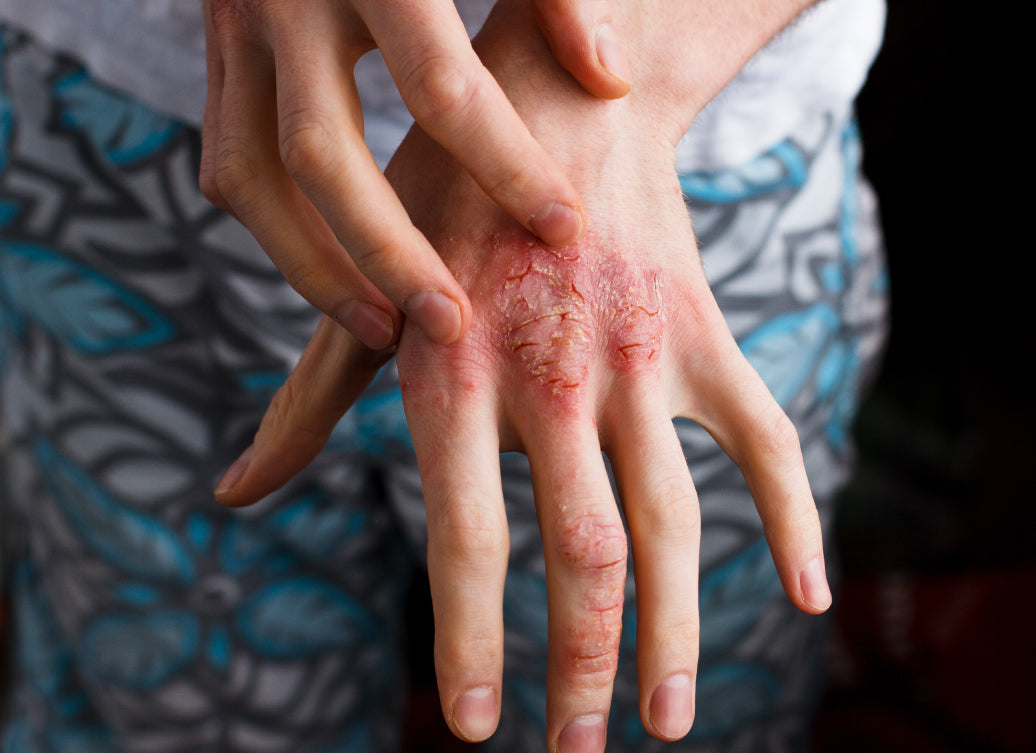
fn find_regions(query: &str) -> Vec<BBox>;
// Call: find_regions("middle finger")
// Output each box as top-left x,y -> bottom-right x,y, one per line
524,409 -> 627,753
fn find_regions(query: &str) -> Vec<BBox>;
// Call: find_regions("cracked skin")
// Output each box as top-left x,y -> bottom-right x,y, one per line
487,235 -> 666,395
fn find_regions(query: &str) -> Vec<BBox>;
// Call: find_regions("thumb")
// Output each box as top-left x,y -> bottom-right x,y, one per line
533,0 -> 631,99
214,316 -> 393,506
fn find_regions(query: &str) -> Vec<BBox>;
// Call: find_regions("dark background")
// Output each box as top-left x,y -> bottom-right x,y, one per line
812,1 -> 1035,751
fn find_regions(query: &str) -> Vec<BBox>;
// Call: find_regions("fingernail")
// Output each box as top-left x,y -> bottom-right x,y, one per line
595,23 -> 631,87
801,555 -> 832,611
557,714 -> 606,753
530,202 -> 584,246
337,300 -> 395,350
214,444 -> 254,498
454,686 -> 497,742
649,673 -> 694,740
403,290 -> 462,344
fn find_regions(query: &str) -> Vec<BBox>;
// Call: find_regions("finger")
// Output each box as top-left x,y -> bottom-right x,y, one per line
210,40 -> 406,350
364,0 -> 587,246
214,316 -> 390,506
524,412 -> 626,753
534,0 -> 632,99
606,377 -> 699,741
199,0 -> 230,213
403,373 -> 508,743
261,16 -> 473,346
681,332 -> 831,615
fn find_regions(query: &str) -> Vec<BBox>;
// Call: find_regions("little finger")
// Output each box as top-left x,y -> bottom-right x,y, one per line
682,336 -> 831,615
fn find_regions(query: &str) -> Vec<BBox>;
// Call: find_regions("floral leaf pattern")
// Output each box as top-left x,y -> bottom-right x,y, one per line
52,70 -> 182,167
34,438 -> 195,583
680,140 -> 808,203
80,612 -> 199,689
699,539 -> 781,656
2,36 -> 408,753
235,578 -> 376,659
739,303 -> 841,408
690,664 -> 782,740
0,241 -> 175,354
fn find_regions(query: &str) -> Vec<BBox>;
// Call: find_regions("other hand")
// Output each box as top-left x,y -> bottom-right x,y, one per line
199,0 -> 630,350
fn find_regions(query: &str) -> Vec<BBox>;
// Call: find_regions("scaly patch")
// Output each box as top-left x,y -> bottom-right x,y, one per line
494,241 -> 664,396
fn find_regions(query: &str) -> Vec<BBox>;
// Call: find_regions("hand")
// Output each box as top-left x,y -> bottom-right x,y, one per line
215,1 -> 828,749
199,0 -> 631,351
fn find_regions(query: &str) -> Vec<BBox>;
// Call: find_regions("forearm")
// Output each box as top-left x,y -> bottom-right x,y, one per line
619,0 -> 820,124
478,0 -> 819,145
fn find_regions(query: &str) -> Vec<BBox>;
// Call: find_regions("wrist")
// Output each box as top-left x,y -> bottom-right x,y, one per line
475,0 -> 818,147
472,0 -> 681,177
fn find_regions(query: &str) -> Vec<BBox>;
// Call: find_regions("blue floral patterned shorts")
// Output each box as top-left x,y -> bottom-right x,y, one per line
0,24 -> 887,753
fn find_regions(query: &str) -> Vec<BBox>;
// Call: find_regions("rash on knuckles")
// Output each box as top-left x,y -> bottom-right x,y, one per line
550,514 -> 628,678
486,235 -> 666,398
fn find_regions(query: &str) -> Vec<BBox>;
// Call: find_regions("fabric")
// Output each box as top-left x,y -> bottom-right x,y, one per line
0,24 -> 887,753
0,0 -> 887,172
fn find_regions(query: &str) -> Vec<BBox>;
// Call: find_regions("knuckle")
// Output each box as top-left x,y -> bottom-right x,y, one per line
208,0 -> 241,35
668,614 -> 701,648
532,0 -> 566,26
551,513 -> 628,682
199,144 -> 229,211
433,502 -> 509,566
349,231 -> 409,280
555,513 -> 628,575
753,403 -> 802,465
212,136 -> 261,208
401,53 -> 480,127
486,160 -> 533,201
209,0 -> 268,45
398,352 -> 497,422
560,637 -> 622,681
638,477 -> 700,542
278,255 -> 324,298
784,502 -> 822,542
259,378 -> 331,457
500,250 -> 596,397
558,595 -> 625,681
278,103 -> 338,180
198,163 -> 221,206
266,376 -> 303,432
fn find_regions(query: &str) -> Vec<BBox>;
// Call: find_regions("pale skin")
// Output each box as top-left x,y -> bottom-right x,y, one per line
213,1 -> 828,752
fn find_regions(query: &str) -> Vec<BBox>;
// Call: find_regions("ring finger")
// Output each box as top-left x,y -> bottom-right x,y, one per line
605,375 -> 700,741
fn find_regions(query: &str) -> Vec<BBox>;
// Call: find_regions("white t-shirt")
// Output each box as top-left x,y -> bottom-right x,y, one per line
0,0 -> 885,171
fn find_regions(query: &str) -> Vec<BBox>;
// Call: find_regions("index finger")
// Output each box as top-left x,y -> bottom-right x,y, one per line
260,11 -> 472,345
362,0 -> 586,247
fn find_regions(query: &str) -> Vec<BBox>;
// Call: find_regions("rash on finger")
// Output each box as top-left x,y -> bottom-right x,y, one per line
552,514 -> 628,679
